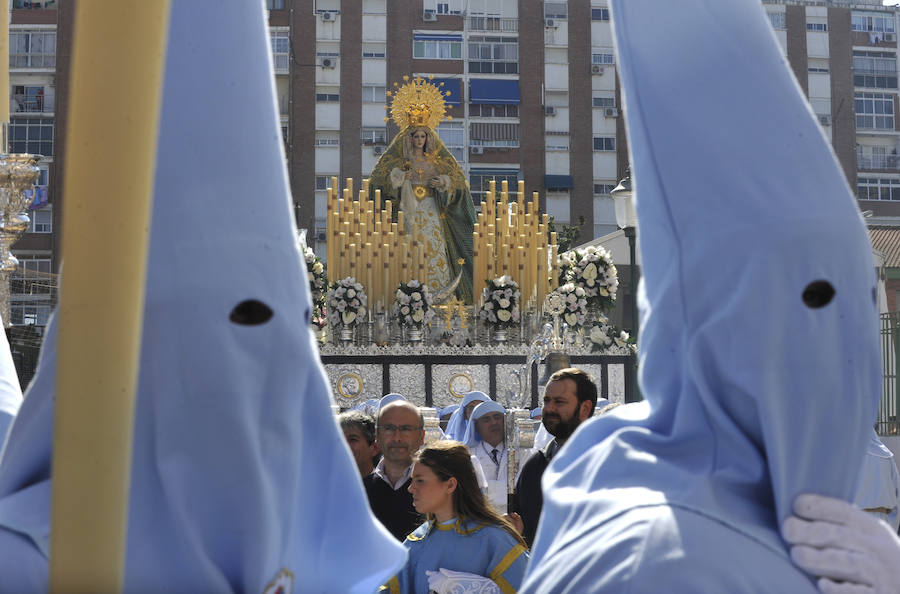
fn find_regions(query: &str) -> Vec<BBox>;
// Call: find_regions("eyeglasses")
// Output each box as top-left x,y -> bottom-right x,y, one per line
378,424 -> 423,435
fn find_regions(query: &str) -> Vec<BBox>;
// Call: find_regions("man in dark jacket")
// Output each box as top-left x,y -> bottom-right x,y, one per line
510,368 -> 598,547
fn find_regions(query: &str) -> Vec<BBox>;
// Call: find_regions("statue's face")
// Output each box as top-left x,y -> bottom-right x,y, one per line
411,129 -> 428,150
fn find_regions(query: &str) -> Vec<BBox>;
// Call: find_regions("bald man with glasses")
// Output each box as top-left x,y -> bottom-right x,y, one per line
363,400 -> 426,540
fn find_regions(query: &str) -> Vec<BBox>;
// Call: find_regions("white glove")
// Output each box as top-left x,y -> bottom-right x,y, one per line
425,568 -> 501,594
782,493 -> 900,594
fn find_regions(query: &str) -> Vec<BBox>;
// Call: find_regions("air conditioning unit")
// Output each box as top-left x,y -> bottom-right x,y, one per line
545,18 -> 557,28
373,145 -> 385,155
604,107 -> 619,118
321,58 -> 336,69
471,146 -> 484,155
818,114 -> 831,126
885,32 -> 897,42
544,106 -> 557,116
423,9 -> 438,21
321,11 -> 335,21
591,64 -> 603,75
316,230 -> 327,242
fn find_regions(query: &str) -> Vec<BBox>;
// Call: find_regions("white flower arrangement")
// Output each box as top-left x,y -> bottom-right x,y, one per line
546,282 -> 588,327
559,245 -> 619,313
305,247 -> 328,329
587,315 -> 636,354
392,279 -> 435,327
479,275 -> 521,329
327,277 -> 368,328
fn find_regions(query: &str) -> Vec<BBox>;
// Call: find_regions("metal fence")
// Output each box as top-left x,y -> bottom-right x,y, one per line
879,312 -> 900,435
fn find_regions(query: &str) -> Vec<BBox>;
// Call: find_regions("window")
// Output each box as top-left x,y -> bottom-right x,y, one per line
470,122 -> 519,147
13,1 -> 57,8
544,2 -> 568,19
267,0 -> 285,8
362,85 -> 386,102
469,104 -> 518,118
362,43 -> 386,58
316,175 -> 337,191
858,177 -> 900,200
437,3 -> 449,14
594,183 -> 616,195
9,117 -> 52,156
11,258 -> 51,296
315,131 -> 340,147
10,304 -> 51,326
316,92 -> 339,102
545,134 -> 569,152
468,36 -> 518,74
852,12 -> 895,33
767,12 -> 786,31
808,66 -> 830,73
806,22 -> 827,32
855,92 -> 895,130
593,137 -> 616,151
592,53 -> 615,65
591,8 -> 610,21
10,30 -> 55,68
469,169 -> 519,202
414,34 -> 463,60
360,127 -> 387,144
854,51 -> 898,89
435,121 -> 464,162
592,95 -> 616,108
28,207 -> 51,233
270,30 -> 289,72
12,85 -> 51,113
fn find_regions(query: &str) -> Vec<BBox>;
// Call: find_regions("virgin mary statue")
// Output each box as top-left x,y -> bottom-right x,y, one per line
369,76 -> 476,303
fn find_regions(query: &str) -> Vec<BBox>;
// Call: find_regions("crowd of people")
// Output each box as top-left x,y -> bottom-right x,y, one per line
338,365 -> 900,592
335,368 -> 624,591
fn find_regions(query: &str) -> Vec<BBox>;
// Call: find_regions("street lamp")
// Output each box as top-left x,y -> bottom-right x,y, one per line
611,168 -> 640,402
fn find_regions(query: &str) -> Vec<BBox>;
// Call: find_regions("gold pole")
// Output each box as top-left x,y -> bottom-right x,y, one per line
50,2 -> 170,592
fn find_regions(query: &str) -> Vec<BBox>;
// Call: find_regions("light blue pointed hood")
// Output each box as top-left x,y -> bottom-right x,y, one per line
444,391 -> 490,441
0,1 -> 406,591
530,0 -> 881,566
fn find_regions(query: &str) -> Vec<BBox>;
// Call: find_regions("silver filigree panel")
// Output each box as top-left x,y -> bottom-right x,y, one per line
606,363 -> 626,404
431,365 -> 490,409
389,364 -> 427,405
324,364 -> 383,409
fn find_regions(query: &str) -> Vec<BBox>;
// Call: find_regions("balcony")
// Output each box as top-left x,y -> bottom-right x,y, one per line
12,92 -> 53,114
857,149 -> 900,170
467,17 -> 518,32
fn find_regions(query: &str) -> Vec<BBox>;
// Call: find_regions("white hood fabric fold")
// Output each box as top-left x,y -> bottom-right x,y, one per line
0,1 -> 406,591
523,1 -> 881,591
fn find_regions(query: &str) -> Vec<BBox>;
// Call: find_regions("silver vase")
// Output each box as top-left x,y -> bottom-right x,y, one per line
339,325 -> 355,346
406,326 -> 424,343
493,328 -> 508,343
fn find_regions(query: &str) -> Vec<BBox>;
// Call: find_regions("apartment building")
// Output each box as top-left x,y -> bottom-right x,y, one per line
11,0 -> 900,327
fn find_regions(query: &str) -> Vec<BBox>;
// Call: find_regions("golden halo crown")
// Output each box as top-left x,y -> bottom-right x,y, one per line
385,75 -> 453,130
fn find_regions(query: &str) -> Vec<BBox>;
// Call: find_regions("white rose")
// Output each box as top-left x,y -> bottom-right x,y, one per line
401,306 -> 410,315
412,309 -> 425,322
341,311 -> 357,325
484,302 -> 493,310
583,263 -> 598,280
347,289 -> 356,298
498,298 -> 510,309
575,287 -> 585,297
412,293 -> 422,301
600,288 -> 609,297
313,262 -> 323,275
496,309 -> 511,322
564,313 -> 578,326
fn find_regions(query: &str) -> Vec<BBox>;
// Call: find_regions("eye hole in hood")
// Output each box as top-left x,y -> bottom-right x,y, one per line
229,299 -> 274,325
801,280 -> 835,309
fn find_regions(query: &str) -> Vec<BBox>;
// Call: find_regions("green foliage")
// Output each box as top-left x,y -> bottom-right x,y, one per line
548,215 -> 586,253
